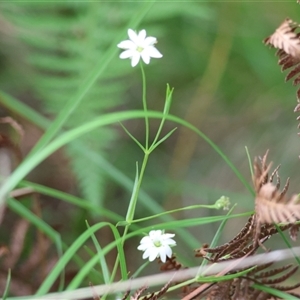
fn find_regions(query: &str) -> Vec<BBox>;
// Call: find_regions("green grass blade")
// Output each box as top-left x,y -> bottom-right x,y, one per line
275,223 -> 300,266
2,269 -> 11,300
253,284 -> 300,300
199,204 -> 237,270
7,198 -> 62,249
35,222 -> 112,295
66,223 -> 127,290
0,90 -> 50,129
7,197 -> 64,291
85,221 -> 110,284
0,110 -> 250,207
20,181 -> 123,223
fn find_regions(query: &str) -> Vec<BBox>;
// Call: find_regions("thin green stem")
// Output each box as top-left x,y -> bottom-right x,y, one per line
245,146 -> 254,179
129,203 -> 227,224
110,154 -> 149,287
140,63 -> 149,149
126,153 -> 149,224
110,64 -> 151,287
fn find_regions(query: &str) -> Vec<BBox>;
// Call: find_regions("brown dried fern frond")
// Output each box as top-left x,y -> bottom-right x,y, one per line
188,152 -> 300,299
253,150 -> 287,195
264,18 -> 300,132
252,151 -> 300,247
264,18 -> 300,58
255,182 -> 300,225
130,285 -> 148,300
141,280 -> 172,300
196,152 -> 299,267
160,255 -> 183,271
289,223 -> 300,241
241,263 -> 300,298
200,281 -> 233,300
195,216 -> 256,262
193,263 -> 300,300
253,264 -> 297,283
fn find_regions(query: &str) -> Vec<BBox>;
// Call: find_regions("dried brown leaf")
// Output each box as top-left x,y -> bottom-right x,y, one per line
130,285 -> 148,300
264,18 -> 300,134
0,245 -> 9,258
160,255 -> 183,271
264,18 -> 300,58
3,219 -> 29,269
289,224 -> 299,241
255,182 -> 300,224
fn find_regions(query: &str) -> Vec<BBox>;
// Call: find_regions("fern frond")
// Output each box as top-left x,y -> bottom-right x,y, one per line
264,18 -> 300,134
196,216 -> 254,257
254,264 -> 296,281
0,2 -> 135,208
255,182 -> 300,224
160,255 -> 183,271
141,280 -> 172,300
289,224 -> 300,241
264,18 -> 300,58
197,152 -> 299,269
130,285 -> 148,300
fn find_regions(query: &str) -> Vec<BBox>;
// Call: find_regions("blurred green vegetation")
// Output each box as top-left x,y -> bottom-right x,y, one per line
0,1 -> 300,295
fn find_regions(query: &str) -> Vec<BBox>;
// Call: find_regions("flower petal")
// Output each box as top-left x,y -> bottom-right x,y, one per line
117,29 -> 162,66
128,29 -> 140,44
137,243 -> 148,251
144,36 -> 157,46
148,248 -> 159,261
141,52 -> 150,64
147,46 -> 163,58
138,230 -> 176,262
142,248 -> 151,260
140,236 -> 151,244
131,53 -> 140,67
137,29 -> 146,41
149,230 -> 162,238
119,50 -> 134,59
159,248 -> 167,263
162,233 -> 175,239
117,40 -> 135,50
164,245 -> 172,258
164,238 -> 176,246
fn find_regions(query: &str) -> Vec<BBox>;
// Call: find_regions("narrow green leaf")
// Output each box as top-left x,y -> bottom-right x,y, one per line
150,127 -> 177,152
2,269 -> 11,300
119,122 -> 145,152
85,221 -> 110,284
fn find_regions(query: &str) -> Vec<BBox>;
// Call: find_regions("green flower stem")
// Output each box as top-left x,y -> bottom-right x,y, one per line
140,63 -> 149,150
111,65 -> 151,286
112,84 -> 173,285
129,203 -> 228,224
125,153 -> 149,224
109,153 -> 149,287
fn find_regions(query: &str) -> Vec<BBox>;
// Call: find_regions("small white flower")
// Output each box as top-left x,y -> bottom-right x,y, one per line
137,230 -> 176,263
117,29 -> 163,67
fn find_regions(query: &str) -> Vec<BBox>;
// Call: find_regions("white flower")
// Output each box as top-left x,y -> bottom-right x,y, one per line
137,230 -> 176,263
117,29 -> 163,67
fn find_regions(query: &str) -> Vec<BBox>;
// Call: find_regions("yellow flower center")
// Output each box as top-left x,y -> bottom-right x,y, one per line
137,46 -> 144,53
154,240 -> 162,247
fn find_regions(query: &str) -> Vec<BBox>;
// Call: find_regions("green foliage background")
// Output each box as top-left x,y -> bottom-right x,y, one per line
0,1 -> 300,296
